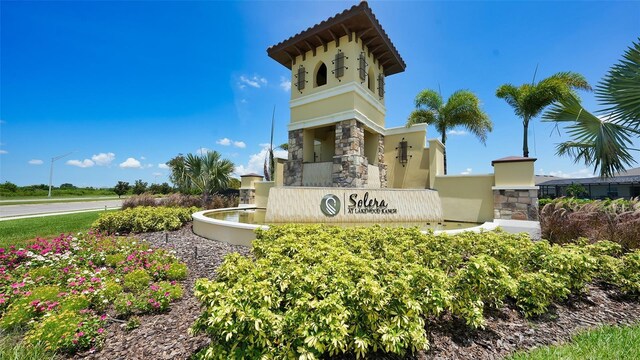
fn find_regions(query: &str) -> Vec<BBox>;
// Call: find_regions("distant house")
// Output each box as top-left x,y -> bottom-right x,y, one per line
537,168 -> 640,199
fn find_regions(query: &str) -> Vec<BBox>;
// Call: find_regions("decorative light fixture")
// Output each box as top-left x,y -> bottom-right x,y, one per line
395,138 -> 412,167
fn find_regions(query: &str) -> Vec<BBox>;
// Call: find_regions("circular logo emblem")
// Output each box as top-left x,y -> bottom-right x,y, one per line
320,194 -> 341,217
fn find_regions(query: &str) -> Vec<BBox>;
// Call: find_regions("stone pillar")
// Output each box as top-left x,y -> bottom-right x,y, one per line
493,189 -> 539,221
333,119 -> 368,187
378,134 -> 387,188
239,174 -> 264,207
491,156 -> 539,221
284,129 -> 303,186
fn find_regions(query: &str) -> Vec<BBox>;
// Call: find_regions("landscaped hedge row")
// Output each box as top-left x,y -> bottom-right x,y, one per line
192,225 -> 640,359
0,233 -> 187,354
92,206 -> 198,234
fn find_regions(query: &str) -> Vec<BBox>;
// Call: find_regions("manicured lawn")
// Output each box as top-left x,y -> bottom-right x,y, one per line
0,211 -> 113,248
0,195 -> 121,206
508,324 -> 640,360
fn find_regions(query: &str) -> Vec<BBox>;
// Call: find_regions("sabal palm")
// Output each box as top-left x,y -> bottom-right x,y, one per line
406,89 -> 492,174
543,40 -> 640,178
496,72 -> 592,157
183,151 -> 235,203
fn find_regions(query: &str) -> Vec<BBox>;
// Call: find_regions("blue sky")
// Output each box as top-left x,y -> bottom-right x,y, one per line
1,1 -> 638,187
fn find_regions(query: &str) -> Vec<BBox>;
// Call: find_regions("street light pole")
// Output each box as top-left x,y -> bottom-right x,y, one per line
48,152 -> 73,198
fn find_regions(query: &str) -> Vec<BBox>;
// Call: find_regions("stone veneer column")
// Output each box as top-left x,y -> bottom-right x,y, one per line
377,134 -> 387,188
284,129 -> 303,186
493,189 -> 539,221
333,119 -> 368,187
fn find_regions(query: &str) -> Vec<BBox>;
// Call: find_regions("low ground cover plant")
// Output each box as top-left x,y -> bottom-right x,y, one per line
540,197 -> 640,249
192,225 -> 640,359
92,206 -> 198,234
0,233 -> 186,354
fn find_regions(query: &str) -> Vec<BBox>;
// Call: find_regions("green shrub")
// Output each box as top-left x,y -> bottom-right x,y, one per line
192,225 -> 640,359
105,253 -> 126,267
91,206 -> 198,234
24,310 -> 105,353
166,262 -> 188,280
124,269 -> 152,292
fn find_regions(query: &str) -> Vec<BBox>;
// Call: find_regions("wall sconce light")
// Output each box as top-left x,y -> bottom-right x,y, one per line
396,138 -> 412,167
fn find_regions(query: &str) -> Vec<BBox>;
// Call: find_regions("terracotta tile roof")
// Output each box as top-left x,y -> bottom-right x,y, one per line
267,1 -> 406,76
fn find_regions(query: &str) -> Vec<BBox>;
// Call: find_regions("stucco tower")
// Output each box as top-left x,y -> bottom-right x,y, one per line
267,1 -> 406,188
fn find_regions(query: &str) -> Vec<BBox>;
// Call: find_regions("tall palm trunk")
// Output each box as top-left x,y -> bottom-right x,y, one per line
441,132 -> 447,175
522,117 -> 530,157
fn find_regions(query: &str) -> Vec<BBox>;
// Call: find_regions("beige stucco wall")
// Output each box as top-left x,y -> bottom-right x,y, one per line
289,34 -> 386,128
240,175 -> 263,189
255,181 -> 275,209
290,35 -> 385,103
384,127 -> 429,189
428,139 -> 445,188
433,175 -> 495,223
291,92 -> 354,124
275,158 -> 285,186
494,161 -> 535,187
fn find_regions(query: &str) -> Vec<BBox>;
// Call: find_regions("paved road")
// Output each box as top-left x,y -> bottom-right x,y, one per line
0,200 -> 122,218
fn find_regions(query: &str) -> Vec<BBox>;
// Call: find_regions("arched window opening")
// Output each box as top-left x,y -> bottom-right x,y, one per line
315,63 -> 327,87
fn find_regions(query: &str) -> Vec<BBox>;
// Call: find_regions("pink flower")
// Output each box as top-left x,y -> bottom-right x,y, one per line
97,328 -> 104,334
77,331 -> 84,337
100,314 -> 107,321
150,284 -> 159,291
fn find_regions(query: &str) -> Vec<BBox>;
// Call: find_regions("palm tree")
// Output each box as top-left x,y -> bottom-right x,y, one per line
182,151 -> 235,205
543,40 -> 640,178
406,89 -> 492,174
496,71 -> 592,158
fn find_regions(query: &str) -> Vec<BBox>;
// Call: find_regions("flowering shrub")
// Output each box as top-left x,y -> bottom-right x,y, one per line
0,233 -> 186,354
192,225 -> 640,359
91,206 -> 198,234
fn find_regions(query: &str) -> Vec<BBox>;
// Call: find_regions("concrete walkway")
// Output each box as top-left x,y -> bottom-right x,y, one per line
0,200 -> 122,221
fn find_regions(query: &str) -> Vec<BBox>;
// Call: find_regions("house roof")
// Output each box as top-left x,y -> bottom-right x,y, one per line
266,1 -> 406,76
538,175 -> 640,186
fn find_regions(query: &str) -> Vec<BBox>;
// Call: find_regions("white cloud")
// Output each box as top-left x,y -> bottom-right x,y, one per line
0,150 -> 7,155
140,156 -> 146,160
216,138 -> 231,146
547,168 -> 591,178
158,163 -> 170,169
280,76 -> 291,91
67,159 -> 95,168
91,152 -> 115,166
196,147 -> 211,155
447,130 -> 468,136
152,172 -> 162,177
233,141 -> 246,148
461,168 -> 472,175
119,157 -> 142,169
234,144 -> 287,176
28,159 -> 43,165
239,75 -> 267,89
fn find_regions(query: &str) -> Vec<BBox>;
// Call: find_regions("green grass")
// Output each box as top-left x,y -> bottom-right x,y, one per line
0,195 -> 121,205
0,211 -> 114,248
508,324 -> 640,360
0,332 -> 57,360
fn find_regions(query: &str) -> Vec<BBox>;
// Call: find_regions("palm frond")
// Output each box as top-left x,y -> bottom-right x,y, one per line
495,84 -> 523,117
445,90 -> 493,144
596,39 -> 640,130
414,89 -> 443,112
544,96 -> 638,178
406,109 -> 438,127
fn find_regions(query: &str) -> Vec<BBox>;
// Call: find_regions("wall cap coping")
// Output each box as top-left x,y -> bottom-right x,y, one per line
240,173 -> 264,178
435,174 -> 494,179
491,156 -> 537,166
492,186 -> 539,190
